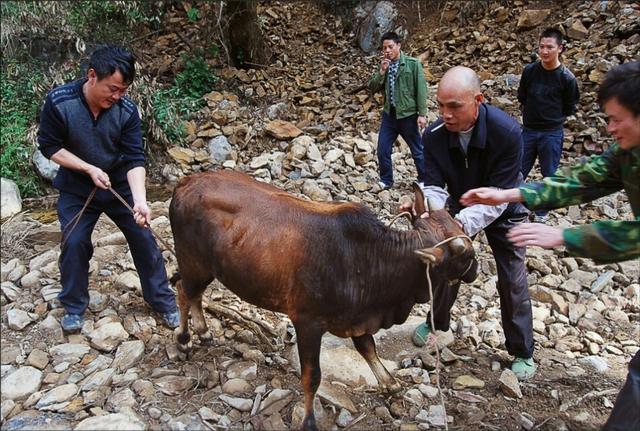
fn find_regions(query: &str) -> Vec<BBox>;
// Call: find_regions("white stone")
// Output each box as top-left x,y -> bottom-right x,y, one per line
578,356 -> 609,373
114,271 -> 141,291
111,340 -> 145,371
36,384 -> 78,410
75,413 -> 145,430
50,343 -> 90,365
1,366 -> 43,400
80,368 -> 116,392
1,177 -> 22,220
89,322 -> 129,352
7,309 -> 34,330
219,394 -> 253,412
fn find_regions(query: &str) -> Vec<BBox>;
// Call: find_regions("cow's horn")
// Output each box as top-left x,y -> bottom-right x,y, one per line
449,237 -> 467,255
427,197 -> 441,211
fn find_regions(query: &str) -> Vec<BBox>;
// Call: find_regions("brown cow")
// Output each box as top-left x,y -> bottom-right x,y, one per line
169,170 -> 477,431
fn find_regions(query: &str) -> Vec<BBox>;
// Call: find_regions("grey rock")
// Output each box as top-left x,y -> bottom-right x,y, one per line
1,177 -> 22,220
89,322 -> 129,352
26,349 -> 49,370
105,388 -> 137,412
1,281 -> 20,302
1,366 -> 43,400
3,410 -> 72,431
336,408 -> 354,427
74,412 -> 145,430
578,355 -> 609,373
7,309 -> 35,330
499,369 -> 522,398
208,136 -> 232,163
258,388 -> 294,415
591,271 -> 615,293
155,375 -> 196,396
226,361 -> 258,381
219,394 -> 253,412
32,149 -> 59,181
111,340 -> 144,372
49,343 -> 90,365
20,270 -> 42,290
357,1 -> 399,53
222,378 -> 251,395
80,368 -> 115,392
35,384 -> 78,410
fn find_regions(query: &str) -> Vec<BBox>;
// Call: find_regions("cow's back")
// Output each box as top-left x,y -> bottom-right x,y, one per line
169,171 -> 370,315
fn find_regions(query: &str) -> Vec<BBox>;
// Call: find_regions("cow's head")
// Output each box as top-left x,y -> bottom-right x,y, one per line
409,184 -> 478,284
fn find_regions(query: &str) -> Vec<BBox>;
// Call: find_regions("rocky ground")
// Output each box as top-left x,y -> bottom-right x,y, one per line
2,1 -> 639,430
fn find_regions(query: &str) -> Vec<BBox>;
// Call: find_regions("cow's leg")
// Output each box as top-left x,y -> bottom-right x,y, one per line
174,279 -> 193,352
174,276 -> 210,352
294,321 -> 324,431
352,334 -> 402,394
190,298 -> 212,344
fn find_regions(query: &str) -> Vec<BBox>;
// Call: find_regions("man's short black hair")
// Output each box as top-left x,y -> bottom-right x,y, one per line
539,27 -> 564,47
598,61 -> 640,116
380,31 -> 401,45
88,45 -> 136,84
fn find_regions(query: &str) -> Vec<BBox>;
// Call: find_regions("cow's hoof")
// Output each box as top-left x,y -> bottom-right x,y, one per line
199,331 -> 214,346
175,328 -> 192,352
385,381 -> 403,394
177,341 -> 193,353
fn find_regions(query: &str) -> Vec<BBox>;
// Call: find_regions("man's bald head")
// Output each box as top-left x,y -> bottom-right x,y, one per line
439,66 -> 481,96
436,66 -> 484,132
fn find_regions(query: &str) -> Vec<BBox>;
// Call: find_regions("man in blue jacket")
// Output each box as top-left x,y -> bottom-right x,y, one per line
406,66 -> 535,380
38,45 -> 179,332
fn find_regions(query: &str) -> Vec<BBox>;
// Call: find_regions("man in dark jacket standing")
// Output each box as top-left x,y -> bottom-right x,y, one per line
518,27 -> 580,222
38,45 -> 179,332
369,31 -> 428,190
406,66 -> 535,380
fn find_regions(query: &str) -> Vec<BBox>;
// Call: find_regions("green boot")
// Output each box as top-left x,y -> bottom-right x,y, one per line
511,357 -> 536,380
412,322 -> 432,347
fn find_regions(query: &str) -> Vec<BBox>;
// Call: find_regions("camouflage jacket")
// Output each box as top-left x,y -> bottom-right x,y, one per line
519,143 -> 639,264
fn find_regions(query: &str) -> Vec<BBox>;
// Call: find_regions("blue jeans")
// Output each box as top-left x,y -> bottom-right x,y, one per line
521,127 -> 564,217
57,187 -> 176,315
377,109 -> 426,187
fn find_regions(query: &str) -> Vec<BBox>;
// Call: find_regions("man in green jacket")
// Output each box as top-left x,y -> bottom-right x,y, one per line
369,31 -> 428,190
461,60 -> 639,431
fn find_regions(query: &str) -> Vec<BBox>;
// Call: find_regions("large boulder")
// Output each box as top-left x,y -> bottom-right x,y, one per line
32,149 -> 59,181
356,1 -> 400,54
1,177 -> 22,220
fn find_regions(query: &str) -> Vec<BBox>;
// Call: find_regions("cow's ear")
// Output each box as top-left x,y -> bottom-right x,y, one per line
414,247 -> 445,266
412,182 -> 426,216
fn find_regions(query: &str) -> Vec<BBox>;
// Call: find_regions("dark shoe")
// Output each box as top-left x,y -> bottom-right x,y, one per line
412,322 -> 432,347
162,310 -> 180,329
61,313 -> 84,333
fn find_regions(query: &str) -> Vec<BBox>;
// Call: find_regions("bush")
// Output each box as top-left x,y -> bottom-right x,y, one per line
0,61 -> 45,197
147,50 -> 218,146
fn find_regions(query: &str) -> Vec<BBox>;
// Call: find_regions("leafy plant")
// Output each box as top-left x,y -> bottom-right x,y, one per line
187,7 -> 199,22
175,51 -> 218,99
0,61 -> 45,197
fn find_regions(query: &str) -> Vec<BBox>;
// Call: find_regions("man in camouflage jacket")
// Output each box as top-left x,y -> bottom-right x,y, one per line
461,61 -> 639,431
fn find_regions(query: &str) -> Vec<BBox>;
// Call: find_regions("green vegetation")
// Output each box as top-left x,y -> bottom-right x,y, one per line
0,61 -> 45,197
1,1 -> 221,196
151,50 -> 219,145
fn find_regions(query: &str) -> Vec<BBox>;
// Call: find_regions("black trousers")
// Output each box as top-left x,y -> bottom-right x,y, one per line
57,187 -> 176,315
428,215 -> 534,359
602,350 -> 640,430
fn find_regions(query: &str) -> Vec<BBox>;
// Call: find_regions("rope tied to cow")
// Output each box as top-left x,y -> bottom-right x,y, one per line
387,207 -> 473,431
